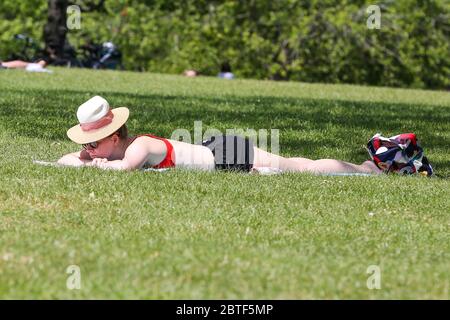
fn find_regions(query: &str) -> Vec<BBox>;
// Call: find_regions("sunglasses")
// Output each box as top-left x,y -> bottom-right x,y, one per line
81,132 -> 118,150
82,141 -> 98,150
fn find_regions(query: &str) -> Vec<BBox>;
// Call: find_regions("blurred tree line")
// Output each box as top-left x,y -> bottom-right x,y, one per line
1,0 -> 449,89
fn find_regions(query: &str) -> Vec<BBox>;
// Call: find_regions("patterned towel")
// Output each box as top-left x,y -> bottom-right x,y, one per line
367,133 -> 433,176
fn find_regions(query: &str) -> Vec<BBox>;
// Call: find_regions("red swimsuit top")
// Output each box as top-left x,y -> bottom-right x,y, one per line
131,134 -> 176,169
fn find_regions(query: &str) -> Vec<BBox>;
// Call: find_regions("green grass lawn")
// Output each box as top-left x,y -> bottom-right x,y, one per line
0,68 -> 449,299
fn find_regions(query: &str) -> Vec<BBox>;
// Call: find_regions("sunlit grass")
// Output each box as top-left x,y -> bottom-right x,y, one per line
0,68 -> 449,299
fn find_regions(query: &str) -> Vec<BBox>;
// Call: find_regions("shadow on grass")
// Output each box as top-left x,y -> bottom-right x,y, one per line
0,88 -> 449,172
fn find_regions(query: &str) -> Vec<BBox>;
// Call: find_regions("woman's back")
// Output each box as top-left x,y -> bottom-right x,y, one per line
167,139 -> 215,170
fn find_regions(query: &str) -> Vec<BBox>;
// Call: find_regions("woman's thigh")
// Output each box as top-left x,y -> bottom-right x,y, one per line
288,157 -> 315,167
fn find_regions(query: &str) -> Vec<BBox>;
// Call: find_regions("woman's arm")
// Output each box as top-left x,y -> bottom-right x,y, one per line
87,137 -> 166,171
57,150 -> 92,167
86,158 -> 132,170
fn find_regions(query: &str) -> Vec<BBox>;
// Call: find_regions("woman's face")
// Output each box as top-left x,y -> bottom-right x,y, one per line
84,134 -> 118,159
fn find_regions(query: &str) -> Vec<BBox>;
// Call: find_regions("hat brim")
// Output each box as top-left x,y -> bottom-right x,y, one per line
67,107 -> 129,144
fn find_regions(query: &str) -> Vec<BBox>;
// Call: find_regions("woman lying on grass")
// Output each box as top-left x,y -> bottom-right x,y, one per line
1,59 -> 51,73
58,96 -> 432,176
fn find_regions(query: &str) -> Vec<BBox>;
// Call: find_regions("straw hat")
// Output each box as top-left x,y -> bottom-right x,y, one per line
67,96 -> 129,144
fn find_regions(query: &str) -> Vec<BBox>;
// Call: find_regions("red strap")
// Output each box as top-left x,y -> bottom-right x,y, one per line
133,134 -> 176,169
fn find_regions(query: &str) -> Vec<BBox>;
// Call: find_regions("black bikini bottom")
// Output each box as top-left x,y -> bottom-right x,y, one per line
202,135 -> 254,172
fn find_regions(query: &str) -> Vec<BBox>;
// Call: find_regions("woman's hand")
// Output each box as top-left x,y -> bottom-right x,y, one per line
86,158 -> 131,170
87,158 -> 109,169
57,152 -> 91,167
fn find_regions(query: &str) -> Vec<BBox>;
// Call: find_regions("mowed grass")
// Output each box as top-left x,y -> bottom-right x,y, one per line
0,68 -> 449,299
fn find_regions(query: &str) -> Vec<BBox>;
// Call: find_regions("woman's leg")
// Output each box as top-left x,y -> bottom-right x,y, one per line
300,158 -> 381,174
1,60 -> 29,69
253,147 -> 381,174
288,157 -> 315,167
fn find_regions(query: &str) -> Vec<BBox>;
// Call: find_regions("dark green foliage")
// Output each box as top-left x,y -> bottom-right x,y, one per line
1,0 -> 449,89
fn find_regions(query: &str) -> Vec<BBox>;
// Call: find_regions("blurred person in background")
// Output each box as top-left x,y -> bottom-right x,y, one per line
218,61 -> 234,79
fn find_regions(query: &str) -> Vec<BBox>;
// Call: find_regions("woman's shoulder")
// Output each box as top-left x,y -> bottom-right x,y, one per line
127,135 -> 167,153
130,134 -> 166,144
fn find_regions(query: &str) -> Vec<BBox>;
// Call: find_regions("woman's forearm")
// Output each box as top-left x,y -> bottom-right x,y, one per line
86,159 -> 134,170
57,154 -> 92,167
